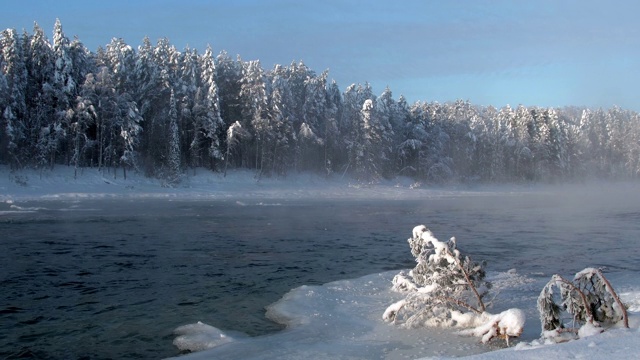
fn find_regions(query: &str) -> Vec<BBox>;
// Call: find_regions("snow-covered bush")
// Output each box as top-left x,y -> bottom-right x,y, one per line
384,225 -> 525,345
537,267 -> 628,342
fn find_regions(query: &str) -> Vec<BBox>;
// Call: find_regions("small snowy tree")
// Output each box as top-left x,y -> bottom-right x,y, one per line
537,268 -> 628,342
384,225 -> 526,346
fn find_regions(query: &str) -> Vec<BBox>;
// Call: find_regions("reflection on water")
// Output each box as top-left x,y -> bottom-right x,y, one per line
1,189 -> 639,358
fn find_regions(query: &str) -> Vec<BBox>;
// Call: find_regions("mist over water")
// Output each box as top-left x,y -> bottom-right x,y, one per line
1,185 -> 639,359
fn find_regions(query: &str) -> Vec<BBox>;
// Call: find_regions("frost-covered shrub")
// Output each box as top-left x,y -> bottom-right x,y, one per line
391,225 -> 490,314
537,267 -> 628,342
384,225 -> 525,345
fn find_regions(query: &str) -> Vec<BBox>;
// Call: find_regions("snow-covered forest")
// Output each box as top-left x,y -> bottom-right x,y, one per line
2,20 -> 640,184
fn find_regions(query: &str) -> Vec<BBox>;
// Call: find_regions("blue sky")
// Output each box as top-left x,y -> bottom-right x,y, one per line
3,0 -> 640,110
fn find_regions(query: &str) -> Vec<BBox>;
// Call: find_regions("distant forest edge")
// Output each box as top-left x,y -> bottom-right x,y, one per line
2,20 -> 640,184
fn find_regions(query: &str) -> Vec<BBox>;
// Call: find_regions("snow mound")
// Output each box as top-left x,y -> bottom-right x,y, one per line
172,321 -> 236,352
458,309 -> 526,346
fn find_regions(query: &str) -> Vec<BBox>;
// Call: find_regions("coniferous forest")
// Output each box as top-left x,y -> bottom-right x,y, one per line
2,20 -> 640,184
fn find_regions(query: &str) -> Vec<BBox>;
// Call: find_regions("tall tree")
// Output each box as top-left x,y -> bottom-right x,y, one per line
25,23 -> 55,169
104,37 -> 136,92
0,28 -> 28,168
215,51 -> 243,130
239,59 -> 268,171
373,87 -> 396,177
167,88 -> 181,184
397,101 -> 428,178
72,93 -> 95,177
323,79 -> 342,175
298,71 -> 328,171
190,45 -> 224,170
49,19 -> 79,167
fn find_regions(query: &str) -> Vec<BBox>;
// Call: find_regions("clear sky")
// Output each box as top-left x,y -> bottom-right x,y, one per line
3,0 -> 640,111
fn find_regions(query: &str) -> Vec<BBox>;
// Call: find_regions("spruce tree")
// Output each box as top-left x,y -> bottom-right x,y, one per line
167,88 -> 181,185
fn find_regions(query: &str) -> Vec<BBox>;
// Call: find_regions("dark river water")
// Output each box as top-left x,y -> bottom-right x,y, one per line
1,188 -> 639,359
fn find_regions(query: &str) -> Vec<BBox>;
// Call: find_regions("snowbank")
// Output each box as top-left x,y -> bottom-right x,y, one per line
168,271 -> 491,360
168,270 -> 640,360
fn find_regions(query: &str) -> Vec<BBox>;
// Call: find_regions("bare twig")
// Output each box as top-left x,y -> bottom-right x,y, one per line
447,249 -> 486,312
438,295 -> 482,314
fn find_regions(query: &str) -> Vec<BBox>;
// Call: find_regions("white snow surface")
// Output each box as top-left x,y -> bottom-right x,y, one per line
167,270 -> 640,360
3,166 -> 640,359
169,271 -> 493,360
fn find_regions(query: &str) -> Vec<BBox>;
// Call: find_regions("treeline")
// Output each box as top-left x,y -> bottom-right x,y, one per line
2,20 -> 640,184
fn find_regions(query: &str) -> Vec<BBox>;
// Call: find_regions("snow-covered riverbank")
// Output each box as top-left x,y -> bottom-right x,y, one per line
0,166 -> 456,200
0,165 -> 534,202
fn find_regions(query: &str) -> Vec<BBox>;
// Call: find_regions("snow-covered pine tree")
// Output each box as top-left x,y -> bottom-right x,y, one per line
175,46 -> 199,169
267,74 -> 295,175
1,28 -> 28,168
224,121 -> 247,176
91,49 -> 143,178
167,88 -> 181,185
51,19 -> 78,166
298,72 -> 327,171
130,37 -> 160,175
72,95 -> 95,178
340,84 -> 361,177
197,45 -> 224,169
386,226 -> 489,319
215,50 -> 243,130
512,105 -> 535,180
240,59 -> 269,173
104,38 -> 135,92
322,79 -> 341,176
397,102 -> 427,180
0,70 -> 7,152
358,98 -> 378,181
117,98 -> 142,179
284,60 -> 313,133
384,225 -> 525,346
348,83 -> 396,182
78,67 -> 115,171
376,87 -> 400,176
26,23 -> 56,171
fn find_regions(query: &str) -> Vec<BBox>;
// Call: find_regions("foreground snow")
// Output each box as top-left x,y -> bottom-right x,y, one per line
168,270 -> 640,360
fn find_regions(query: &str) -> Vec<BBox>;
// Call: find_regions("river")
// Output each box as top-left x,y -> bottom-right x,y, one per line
1,187 -> 639,358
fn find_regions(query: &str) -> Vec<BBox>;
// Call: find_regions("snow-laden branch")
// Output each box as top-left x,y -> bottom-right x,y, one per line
538,267 -> 628,343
